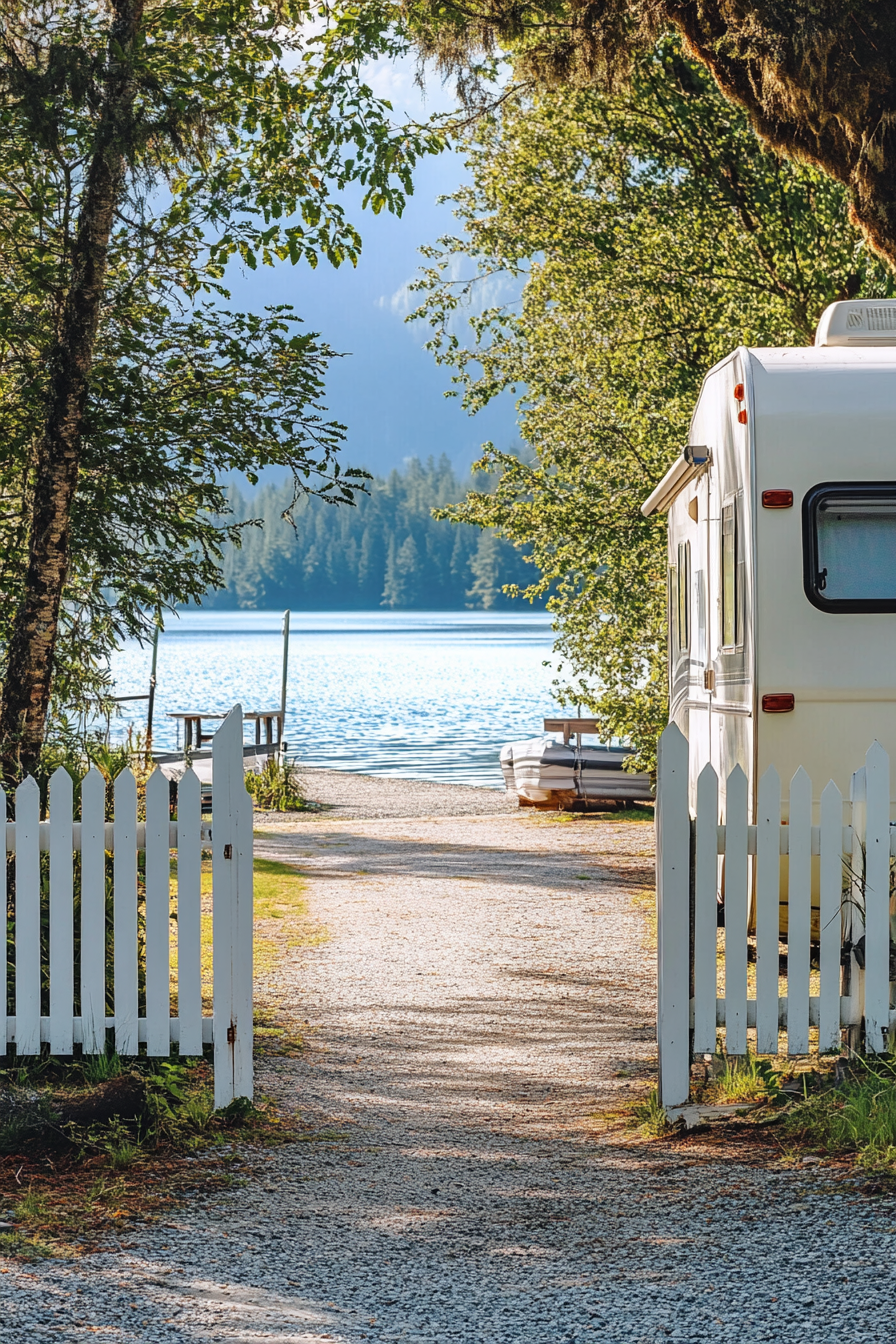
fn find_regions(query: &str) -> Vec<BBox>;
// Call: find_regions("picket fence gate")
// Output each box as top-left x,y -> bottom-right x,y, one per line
656,723 -> 896,1110
2,703 -> 253,1109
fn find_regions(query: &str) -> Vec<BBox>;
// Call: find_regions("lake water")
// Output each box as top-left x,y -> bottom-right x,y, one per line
108,610 -> 561,788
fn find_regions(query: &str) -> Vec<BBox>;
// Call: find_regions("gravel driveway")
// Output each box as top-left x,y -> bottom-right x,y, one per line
1,773 -> 894,1342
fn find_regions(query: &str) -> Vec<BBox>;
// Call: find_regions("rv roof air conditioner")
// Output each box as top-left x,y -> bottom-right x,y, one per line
815,299 -> 896,346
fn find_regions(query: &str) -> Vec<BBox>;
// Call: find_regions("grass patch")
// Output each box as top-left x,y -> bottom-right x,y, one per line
0,1050 -> 294,1255
780,1052 -> 896,1170
592,805 -> 655,822
169,856 -> 326,1027
704,1051 -> 781,1105
628,885 -> 657,950
627,1050 -> 896,1175
252,858 -> 328,1002
631,1088 -> 672,1136
254,858 -> 326,944
252,1004 -> 306,1057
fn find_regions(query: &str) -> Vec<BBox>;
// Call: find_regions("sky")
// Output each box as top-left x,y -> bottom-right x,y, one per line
223,59 -> 521,482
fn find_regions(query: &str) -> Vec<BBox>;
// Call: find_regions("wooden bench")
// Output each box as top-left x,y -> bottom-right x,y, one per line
167,711 -> 226,750
543,717 -> 602,745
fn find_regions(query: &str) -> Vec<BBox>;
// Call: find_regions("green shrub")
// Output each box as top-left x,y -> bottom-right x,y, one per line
0,1051 -> 256,1163
245,757 -> 306,811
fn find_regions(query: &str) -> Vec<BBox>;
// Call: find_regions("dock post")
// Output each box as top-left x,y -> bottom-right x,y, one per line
146,616 -> 161,758
280,609 -> 290,748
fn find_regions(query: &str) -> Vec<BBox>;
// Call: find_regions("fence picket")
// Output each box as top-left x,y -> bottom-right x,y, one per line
818,780 -> 843,1053
0,786 -> 5,1057
723,765 -> 748,1056
755,766 -> 781,1054
48,768 -> 74,1055
176,769 -> 203,1056
863,741 -> 890,1053
848,767 -> 867,1037
213,706 -> 255,1107
693,763 -> 719,1055
113,769 -> 139,1055
787,768 -> 812,1054
15,777 -> 41,1054
655,725 -> 691,1107
233,746 -> 254,1101
144,769 -> 170,1055
80,768 -> 107,1055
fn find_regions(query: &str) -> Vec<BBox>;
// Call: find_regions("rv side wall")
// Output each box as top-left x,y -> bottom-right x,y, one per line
667,350 -> 755,818
752,348 -> 896,817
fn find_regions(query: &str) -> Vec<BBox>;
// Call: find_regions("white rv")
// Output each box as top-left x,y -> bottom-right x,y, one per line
642,298 -> 896,822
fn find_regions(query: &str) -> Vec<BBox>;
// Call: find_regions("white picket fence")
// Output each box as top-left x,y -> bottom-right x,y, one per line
656,724 -> 896,1109
2,704 -> 253,1109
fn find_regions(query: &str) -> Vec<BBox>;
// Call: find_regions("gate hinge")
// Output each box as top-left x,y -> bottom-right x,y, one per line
226,1023 -> 236,1045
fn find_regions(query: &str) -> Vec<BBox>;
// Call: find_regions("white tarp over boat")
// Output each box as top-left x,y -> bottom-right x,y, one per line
501,736 -> 653,808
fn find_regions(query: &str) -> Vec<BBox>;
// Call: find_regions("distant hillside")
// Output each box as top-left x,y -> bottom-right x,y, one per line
204,456 -> 537,610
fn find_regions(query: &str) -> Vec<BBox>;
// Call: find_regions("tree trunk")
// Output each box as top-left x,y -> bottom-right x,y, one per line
0,0 -> 145,782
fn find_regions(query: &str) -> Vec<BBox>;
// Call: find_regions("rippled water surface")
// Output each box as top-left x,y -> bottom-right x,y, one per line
108,611 -> 561,787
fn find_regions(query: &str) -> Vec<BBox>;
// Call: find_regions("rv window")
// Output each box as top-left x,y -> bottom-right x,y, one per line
721,503 -> 737,647
804,484 -> 896,612
677,542 -> 690,652
696,569 -> 707,662
669,564 -> 678,654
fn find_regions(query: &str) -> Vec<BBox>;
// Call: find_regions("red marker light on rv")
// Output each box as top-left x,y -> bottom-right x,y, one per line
733,383 -> 745,401
762,693 -> 795,714
762,490 -> 793,509
737,408 -> 748,424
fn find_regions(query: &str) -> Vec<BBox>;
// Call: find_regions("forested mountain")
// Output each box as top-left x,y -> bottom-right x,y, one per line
204,457 -> 536,610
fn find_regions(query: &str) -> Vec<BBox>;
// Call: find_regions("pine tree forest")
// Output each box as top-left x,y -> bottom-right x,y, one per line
206,456 -> 535,610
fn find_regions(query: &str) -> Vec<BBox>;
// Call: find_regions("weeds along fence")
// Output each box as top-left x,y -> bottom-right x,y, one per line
656,724 -> 896,1110
2,704 -> 253,1110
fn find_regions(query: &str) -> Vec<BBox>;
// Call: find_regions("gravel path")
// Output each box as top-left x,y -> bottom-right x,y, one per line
1,775 -> 894,1342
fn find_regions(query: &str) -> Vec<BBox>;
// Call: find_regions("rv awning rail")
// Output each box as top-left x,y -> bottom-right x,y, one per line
641,445 -> 711,517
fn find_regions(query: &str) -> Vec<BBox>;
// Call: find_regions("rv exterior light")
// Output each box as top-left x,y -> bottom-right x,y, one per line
762,490 -> 793,509
762,693 -> 795,713
737,409 -> 748,425
733,383 -> 745,401
683,445 -> 711,466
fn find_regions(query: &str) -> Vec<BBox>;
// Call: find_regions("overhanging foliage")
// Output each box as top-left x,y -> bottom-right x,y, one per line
415,42 -> 895,769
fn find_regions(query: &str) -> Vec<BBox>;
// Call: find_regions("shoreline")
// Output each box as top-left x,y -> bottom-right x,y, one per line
261,764 -> 519,821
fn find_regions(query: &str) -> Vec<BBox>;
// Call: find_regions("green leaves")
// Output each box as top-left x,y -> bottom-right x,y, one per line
0,0 -> 449,728
414,40 -> 895,769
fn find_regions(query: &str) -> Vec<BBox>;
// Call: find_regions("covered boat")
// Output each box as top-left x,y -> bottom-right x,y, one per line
501,722 -> 653,809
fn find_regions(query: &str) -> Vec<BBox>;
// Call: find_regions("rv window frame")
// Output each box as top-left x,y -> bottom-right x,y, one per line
669,562 -> 678,657
803,481 -> 896,613
677,540 -> 690,653
721,496 -> 742,651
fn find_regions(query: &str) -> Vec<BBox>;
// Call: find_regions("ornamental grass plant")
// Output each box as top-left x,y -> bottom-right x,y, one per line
781,1050 -> 896,1169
